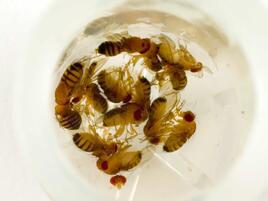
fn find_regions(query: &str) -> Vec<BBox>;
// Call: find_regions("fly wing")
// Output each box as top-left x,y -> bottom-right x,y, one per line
104,31 -> 130,42
177,45 -> 198,70
119,151 -> 142,171
98,69 -> 128,103
158,34 -> 178,64
86,83 -> 108,113
158,34 -> 176,49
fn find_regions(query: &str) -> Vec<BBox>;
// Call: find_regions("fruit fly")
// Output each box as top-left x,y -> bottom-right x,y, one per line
97,147 -> 142,175
144,96 -> 183,144
110,175 -> 127,189
55,104 -> 82,130
53,32 -> 203,185
97,36 -> 151,56
61,62 -> 84,88
97,68 -> 131,103
158,34 -> 204,73
72,132 -> 117,158
85,83 -> 108,114
55,62 -> 84,105
103,103 -> 148,127
163,111 -> 196,152
177,45 -> 203,73
98,34 -> 162,72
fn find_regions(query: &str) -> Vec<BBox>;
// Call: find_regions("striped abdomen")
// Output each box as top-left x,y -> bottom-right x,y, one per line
133,77 -> 151,108
139,77 -> 151,105
98,41 -> 124,56
73,133 -> 118,157
55,105 -> 82,130
55,62 -> 83,105
73,133 -> 98,152
61,62 -> 83,88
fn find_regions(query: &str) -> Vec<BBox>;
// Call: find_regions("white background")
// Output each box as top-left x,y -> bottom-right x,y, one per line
1,0 -> 268,201
1,1 -> 52,200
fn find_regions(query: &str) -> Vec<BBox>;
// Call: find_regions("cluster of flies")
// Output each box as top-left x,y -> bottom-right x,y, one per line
54,32 -> 204,189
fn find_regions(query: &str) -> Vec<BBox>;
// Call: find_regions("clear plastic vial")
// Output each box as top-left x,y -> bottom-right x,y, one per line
55,1 -> 255,201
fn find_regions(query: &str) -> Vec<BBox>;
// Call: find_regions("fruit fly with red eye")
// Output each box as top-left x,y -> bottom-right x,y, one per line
55,62 -> 84,105
72,132 -> 118,158
55,104 -> 82,130
144,95 -> 184,145
163,111 -> 196,152
96,146 -> 142,175
158,34 -> 204,73
103,103 -> 148,127
97,36 -> 151,56
98,33 -> 162,72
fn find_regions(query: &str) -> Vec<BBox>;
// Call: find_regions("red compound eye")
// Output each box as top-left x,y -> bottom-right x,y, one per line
133,109 -> 142,120
150,137 -> 160,145
101,161 -> 108,170
183,111 -> 195,122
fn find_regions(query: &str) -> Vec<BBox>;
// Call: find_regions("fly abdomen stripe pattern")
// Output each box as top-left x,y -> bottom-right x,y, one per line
141,78 -> 151,98
73,133 -> 96,152
73,133 -> 81,143
98,41 -> 123,56
61,63 -> 83,87
60,111 -> 81,130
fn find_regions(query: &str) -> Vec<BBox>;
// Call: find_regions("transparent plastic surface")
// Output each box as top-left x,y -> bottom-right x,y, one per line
54,4 -> 255,201
13,0 -> 256,201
